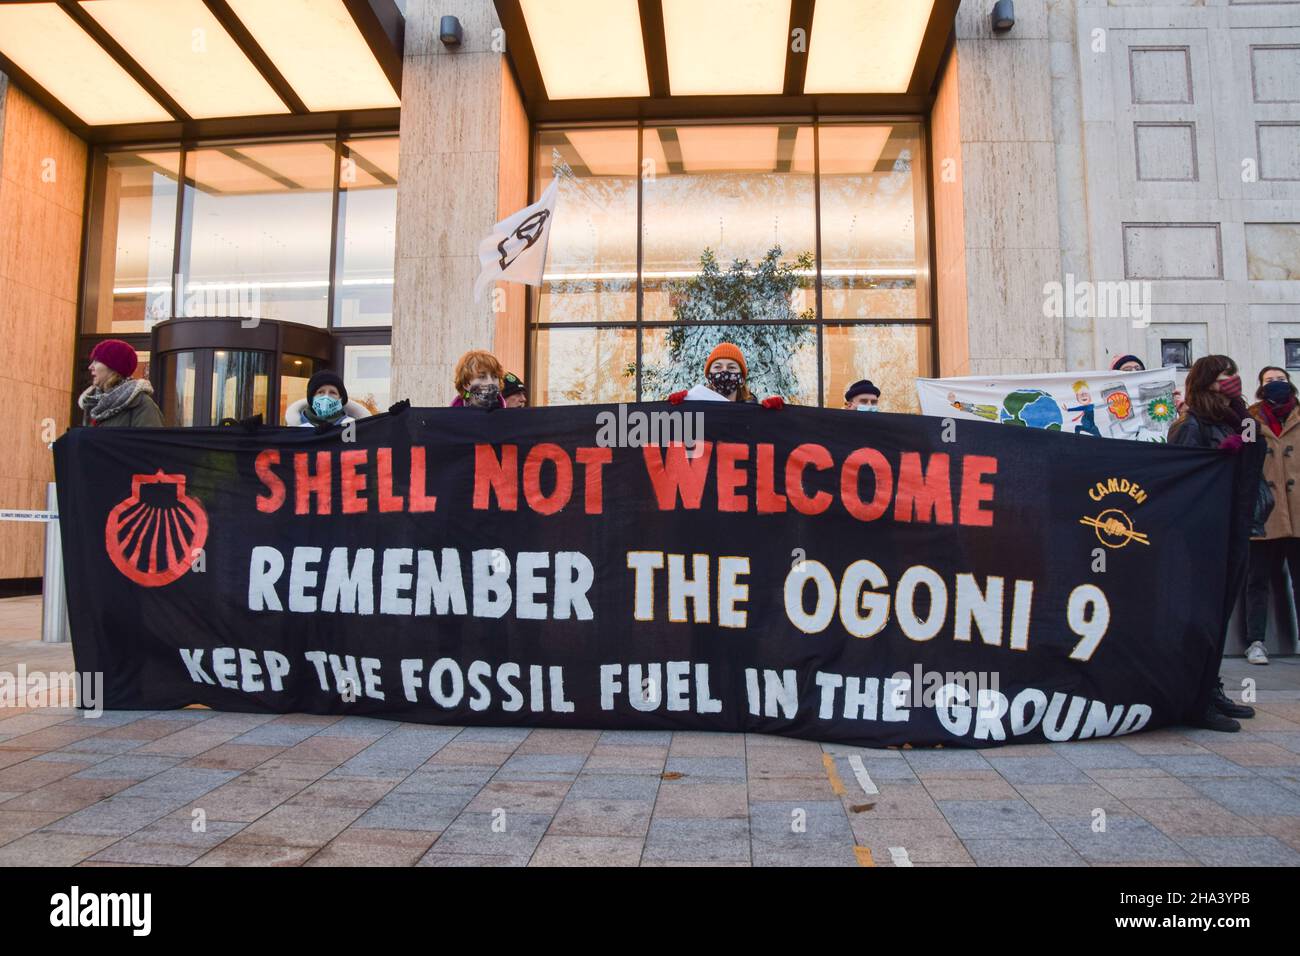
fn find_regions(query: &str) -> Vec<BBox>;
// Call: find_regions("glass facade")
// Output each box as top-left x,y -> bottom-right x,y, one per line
80,133 -> 398,425
531,121 -> 932,410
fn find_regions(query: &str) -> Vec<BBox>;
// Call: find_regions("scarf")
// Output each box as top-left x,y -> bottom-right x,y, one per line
301,404 -> 346,428
1260,397 -> 1297,436
78,378 -> 153,425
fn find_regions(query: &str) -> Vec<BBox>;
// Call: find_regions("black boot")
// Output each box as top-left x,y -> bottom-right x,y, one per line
1195,705 -> 1241,733
1212,682 -> 1255,719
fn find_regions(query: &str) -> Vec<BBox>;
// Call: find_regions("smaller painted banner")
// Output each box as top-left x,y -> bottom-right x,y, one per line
917,367 -> 1180,442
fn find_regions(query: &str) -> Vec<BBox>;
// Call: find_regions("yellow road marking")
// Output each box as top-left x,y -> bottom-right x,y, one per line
854,846 -> 875,867
821,753 -> 846,795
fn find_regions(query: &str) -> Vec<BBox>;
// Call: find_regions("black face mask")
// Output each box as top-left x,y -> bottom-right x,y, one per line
1262,380 -> 1293,405
707,370 -> 743,396
465,383 -> 500,408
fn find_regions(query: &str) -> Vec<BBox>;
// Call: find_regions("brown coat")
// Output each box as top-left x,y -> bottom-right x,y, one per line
1249,401 -> 1300,539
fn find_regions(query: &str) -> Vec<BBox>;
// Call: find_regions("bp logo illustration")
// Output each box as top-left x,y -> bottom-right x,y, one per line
1080,476 -> 1150,549
105,471 -> 208,587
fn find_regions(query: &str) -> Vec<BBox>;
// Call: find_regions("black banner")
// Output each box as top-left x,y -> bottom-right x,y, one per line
53,403 -> 1247,747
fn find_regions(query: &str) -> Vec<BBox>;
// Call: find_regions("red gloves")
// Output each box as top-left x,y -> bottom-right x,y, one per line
761,396 -> 784,410
1219,434 -> 1244,454
668,390 -> 687,405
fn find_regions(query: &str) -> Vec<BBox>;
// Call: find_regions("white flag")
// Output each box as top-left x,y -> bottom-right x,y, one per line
473,177 -> 560,302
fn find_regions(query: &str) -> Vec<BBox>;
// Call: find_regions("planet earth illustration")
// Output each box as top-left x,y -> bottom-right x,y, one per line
998,389 -> 1063,430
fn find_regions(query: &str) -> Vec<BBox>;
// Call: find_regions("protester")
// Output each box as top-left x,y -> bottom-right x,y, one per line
285,370 -> 369,428
844,380 -> 881,411
78,339 -> 162,428
451,350 -> 507,409
1245,366 -> 1300,666
667,343 -> 783,408
502,372 -> 528,408
1111,354 -> 1146,372
1168,355 -> 1261,731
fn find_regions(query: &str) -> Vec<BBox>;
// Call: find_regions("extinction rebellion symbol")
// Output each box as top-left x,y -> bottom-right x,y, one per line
104,471 -> 209,587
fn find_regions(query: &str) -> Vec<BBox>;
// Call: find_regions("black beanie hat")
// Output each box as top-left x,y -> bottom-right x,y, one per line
307,370 -> 347,405
501,371 -> 526,398
1111,354 -> 1145,371
844,379 -> 881,402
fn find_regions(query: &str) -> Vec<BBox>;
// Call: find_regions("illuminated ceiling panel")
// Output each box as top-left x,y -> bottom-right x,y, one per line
564,129 -> 639,177
344,138 -> 401,187
817,126 -> 894,175
661,0 -> 788,96
186,149 -> 290,195
520,0 -> 649,100
0,3 -> 170,124
676,126 -> 782,173
79,0 -> 289,118
225,0 -> 399,111
232,142 -> 337,192
804,0 -> 936,94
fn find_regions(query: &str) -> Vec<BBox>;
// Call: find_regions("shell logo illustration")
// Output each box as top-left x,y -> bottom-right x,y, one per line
104,471 -> 209,587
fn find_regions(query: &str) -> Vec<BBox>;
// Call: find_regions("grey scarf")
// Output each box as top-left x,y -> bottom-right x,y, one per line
79,378 -> 154,424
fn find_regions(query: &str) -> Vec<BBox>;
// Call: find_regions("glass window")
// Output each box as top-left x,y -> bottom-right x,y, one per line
642,124 -> 816,324
529,121 -> 933,407
211,349 -> 271,423
336,137 -> 399,328
533,128 -> 638,325
342,343 -> 392,415
180,141 -> 336,327
86,150 -> 180,334
532,328 -> 637,405
162,351 -> 197,427
279,353 -> 316,424
818,124 -> 929,320
822,325 -> 932,414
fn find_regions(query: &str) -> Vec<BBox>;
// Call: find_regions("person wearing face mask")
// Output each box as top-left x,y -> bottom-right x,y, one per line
1244,367 -> 1300,666
451,350 -> 507,410
1169,355 -> 1264,731
844,380 -> 882,412
666,343 -> 784,408
285,370 -> 370,428
78,339 -> 162,428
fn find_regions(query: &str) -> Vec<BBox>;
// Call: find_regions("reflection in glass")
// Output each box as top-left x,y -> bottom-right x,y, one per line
279,353 -> 315,424
342,344 -> 391,414
533,129 -> 638,325
531,327 -> 636,406
162,351 -> 197,427
818,124 -> 929,319
88,151 -> 180,333
211,349 -> 270,423
641,124 -> 816,323
642,324 -> 818,405
336,137 -> 399,327
822,325 -> 932,414
181,142 -> 335,327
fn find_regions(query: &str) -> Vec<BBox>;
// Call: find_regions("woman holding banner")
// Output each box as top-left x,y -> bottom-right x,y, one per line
285,371 -> 370,429
451,350 -> 507,409
1245,367 -> 1300,667
1169,355 -> 1261,732
667,343 -> 783,408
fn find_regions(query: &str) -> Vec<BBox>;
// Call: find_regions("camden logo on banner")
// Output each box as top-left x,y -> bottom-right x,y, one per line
104,471 -> 208,587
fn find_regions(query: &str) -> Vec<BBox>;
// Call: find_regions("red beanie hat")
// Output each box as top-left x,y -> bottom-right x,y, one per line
704,342 -> 747,378
89,339 -> 138,379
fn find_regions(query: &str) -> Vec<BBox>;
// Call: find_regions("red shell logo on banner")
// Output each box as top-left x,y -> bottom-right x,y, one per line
104,471 -> 209,587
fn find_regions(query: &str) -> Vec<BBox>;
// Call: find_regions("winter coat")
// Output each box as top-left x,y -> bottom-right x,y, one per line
78,380 -> 163,428
284,398 -> 371,428
1249,401 -> 1300,540
1167,411 -> 1238,449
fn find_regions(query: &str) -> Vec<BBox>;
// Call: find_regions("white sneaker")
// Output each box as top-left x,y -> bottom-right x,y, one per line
1246,641 -> 1269,665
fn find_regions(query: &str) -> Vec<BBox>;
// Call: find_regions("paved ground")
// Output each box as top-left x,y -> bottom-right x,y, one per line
1,596 -> 1298,866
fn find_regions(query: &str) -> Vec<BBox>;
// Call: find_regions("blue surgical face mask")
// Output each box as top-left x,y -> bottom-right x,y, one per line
856,404 -> 880,413
311,394 -> 343,418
